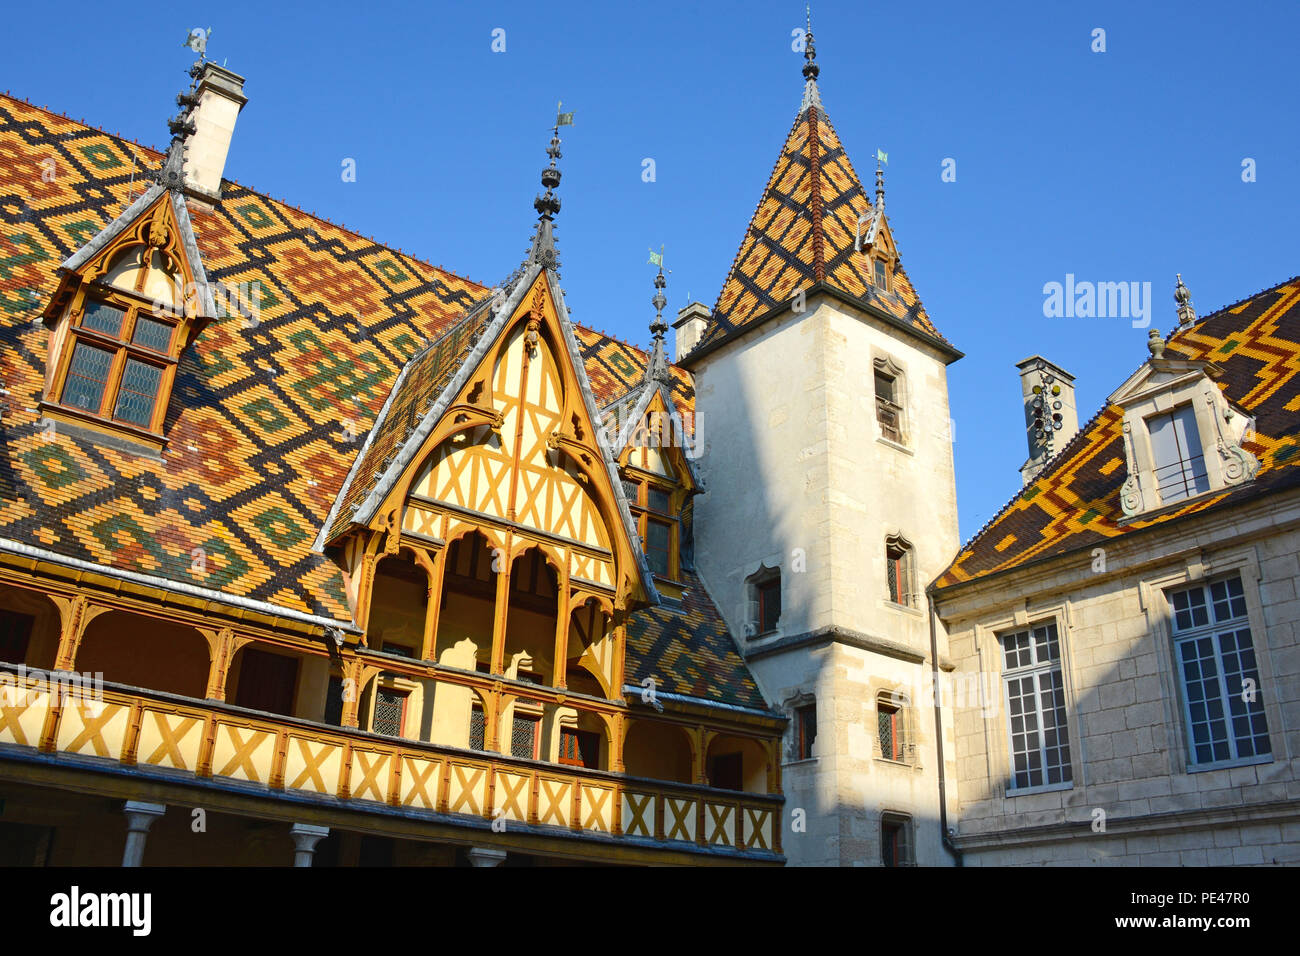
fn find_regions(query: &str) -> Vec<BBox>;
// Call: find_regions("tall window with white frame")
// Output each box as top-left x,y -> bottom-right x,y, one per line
1147,404 -> 1210,504
1169,575 -> 1271,769
1000,621 -> 1072,791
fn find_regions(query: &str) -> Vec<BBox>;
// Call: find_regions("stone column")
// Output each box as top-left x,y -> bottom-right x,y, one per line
467,846 -> 507,867
289,823 -> 330,867
121,801 -> 166,867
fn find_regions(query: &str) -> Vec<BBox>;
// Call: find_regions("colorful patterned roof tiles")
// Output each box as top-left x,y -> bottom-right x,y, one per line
690,94 -> 953,360
933,276 -> 1300,591
0,94 -> 767,708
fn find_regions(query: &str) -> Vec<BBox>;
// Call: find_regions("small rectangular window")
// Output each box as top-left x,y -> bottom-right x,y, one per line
757,577 -> 781,633
881,813 -> 914,866
795,703 -> 817,760
469,706 -> 486,751
1001,621 -> 1073,791
62,342 -> 114,413
372,687 -> 408,738
1148,404 -> 1210,503
559,728 -> 600,769
878,698 -> 905,761
875,371 -> 903,443
886,540 -> 914,607
1170,575 -> 1270,768
511,713 -> 541,760
874,259 -> 889,291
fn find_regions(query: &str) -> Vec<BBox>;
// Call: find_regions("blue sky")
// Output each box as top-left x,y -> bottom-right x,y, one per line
5,0 -> 1298,541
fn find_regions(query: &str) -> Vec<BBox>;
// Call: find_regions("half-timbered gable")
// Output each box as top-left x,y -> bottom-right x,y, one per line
0,62 -> 785,867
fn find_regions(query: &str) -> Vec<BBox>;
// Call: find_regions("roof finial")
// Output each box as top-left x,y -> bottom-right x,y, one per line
527,104 -> 572,270
1174,273 -> 1197,329
803,6 -> 819,81
156,57 -> 203,190
799,6 -> 822,113
875,161 -> 885,211
648,248 -> 671,382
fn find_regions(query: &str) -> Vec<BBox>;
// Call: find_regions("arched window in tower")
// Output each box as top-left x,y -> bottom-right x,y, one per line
746,566 -> 781,636
873,355 -> 906,445
884,534 -> 916,608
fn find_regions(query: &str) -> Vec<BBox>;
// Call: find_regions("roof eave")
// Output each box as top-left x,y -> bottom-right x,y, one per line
680,281 -> 963,369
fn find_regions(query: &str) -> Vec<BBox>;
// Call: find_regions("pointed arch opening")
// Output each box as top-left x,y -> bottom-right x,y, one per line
432,531 -> 496,668
503,546 -> 560,680
566,596 -> 615,698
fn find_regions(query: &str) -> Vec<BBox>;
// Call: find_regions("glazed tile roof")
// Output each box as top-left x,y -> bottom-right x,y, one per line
691,86 -> 953,358
0,94 -> 765,708
933,276 -> 1300,591
625,571 -> 768,710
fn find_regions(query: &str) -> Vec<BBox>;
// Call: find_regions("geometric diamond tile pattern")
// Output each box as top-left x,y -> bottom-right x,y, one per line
0,95 -> 764,708
935,277 -> 1300,589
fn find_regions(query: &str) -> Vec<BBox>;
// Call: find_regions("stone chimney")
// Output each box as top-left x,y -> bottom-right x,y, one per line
673,302 -> 709,361
1017,355 -> 1079,485
183,63 -> 247,203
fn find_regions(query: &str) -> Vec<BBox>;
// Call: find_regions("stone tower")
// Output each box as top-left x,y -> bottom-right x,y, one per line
680,26 -> 963,866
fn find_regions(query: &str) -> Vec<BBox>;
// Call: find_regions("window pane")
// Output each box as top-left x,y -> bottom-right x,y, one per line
112,359 -> 162,427
1150,405 -> 1210,502
647,487 -> 671,514
511,714 -> 539,759
131,316 -> 173,352
645,519 -> 671,577
62,341 -> 114,413
373,689 -> 405,737
874,259 -> 888,289
81,301 -> 125,337
469,709 -> 486,751
874,371 -> 895,403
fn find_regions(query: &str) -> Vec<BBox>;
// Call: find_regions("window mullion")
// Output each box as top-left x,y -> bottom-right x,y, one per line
1211,629 -> 1241,764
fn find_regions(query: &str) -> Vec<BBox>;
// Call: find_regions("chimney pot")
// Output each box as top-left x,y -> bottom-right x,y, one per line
1015,355 -> 1079,485
182,62 -> 247,203
672,301 -> 710,361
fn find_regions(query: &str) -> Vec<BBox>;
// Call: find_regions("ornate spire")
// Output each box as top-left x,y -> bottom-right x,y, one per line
157,59 -> 204,191
799,6 -> 822,113
1174,273 -> 1197,329
648,259 -> 670,383
526,121 -> 564,270
875,161 -> 885,212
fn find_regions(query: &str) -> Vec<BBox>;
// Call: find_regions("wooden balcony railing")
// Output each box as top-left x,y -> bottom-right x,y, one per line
0,667 -> 781,858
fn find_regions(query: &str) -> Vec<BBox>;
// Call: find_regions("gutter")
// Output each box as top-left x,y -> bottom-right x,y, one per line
0,537 -> 360,635
928,591 -> 962,866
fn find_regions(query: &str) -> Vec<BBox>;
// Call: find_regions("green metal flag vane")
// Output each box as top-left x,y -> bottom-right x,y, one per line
876,148 -> 888,165
648,245 -> 664,267
556,101 -> 575,127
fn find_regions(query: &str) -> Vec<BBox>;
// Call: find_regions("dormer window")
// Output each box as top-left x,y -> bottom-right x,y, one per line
873,258 -> 889,291
39,186 -> 213,452
1147,404 -> 1210,504
1112,355 -> 1259,518
54,289 -> 178,431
